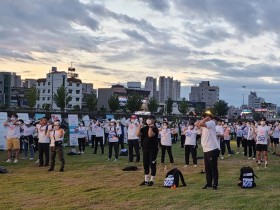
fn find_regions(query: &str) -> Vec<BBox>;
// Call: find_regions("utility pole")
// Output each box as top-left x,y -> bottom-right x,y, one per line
242,85 -> 246,106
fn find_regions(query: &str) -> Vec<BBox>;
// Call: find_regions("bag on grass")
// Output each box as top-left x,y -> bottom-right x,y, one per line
122,166 -> 138,171
119,149 -> 128,156
0,166 -> 9,174
238,166 -> 258,188
164,168 -> 186,188
164,175 -> 175,187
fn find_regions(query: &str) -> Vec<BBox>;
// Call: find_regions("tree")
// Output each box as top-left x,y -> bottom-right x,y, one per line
108,95 -> 120,113
147,97 -> 159,113
84,93 -> 97,112
73,105 -> 80,111
26,87 -> 39,109
99,105 -> 107,115
42,103 -> 51,112
53,86 -> 72,111
194,104 -> 204,116
166,98 -> 173,115
213,100 -> 229,117
178,98 -> 189,115
126,94 -> 143,113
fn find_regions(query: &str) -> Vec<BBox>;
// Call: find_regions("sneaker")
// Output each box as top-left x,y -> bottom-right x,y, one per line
48,168 -> 54,171
236,152 -> 239,155
272,152 -> 276,155
140,181 -> 149,186
253,158 -> 256,160
35,159 -> 39,163
202,184 -> 212,189
106,158 -> 111,161
6,159 -> 11,163
199,170 -> 205,174
59,168 -> 64,172
221,156 -> 224,160
184,165 -> 189,168
22,157 -> 27,160
114,159 -> 118,162
81,151 -> 84,154
29,158 -> 34,160
14,159 -> 18,163
78,151 -> 81,154
248,157 -> 251,160
194,165 -> 197,167
212,185 -> 218,190
148,181 -> 154,186
228,154 -> 231,157
265,164 -> 268,168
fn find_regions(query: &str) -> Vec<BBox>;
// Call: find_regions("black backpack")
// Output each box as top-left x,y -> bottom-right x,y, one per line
238,166 -> 258,188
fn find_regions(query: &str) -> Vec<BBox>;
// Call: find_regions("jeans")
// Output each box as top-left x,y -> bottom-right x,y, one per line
224,140 -> 232,154
242,138 -> 248,156
91,135 -> 96,148
23,135 -> 34,158
128,139 -> 140,162
204,149 -> 219,187
181,135 -> 185,148
248,140 -> 256,158
78,138 -> 86,152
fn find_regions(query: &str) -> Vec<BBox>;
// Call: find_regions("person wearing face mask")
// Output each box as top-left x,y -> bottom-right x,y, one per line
48,121 -> 65,172
18,119 -> 25,153
216,119 -> 224,159
159,121 -> 174,164
271,121 -> 280,155
93,121 -> 104,154
90,119 -> 97,149
75,121 -> 87,154
180,122 -> 187,148
137,115 -> 159,186
126,115 -> 140,163
223,123 -> 232,157
107,119 -> 121,162
184,122 -> 199,167
247,121 -> 256,160
255,117 -> 271,168
3,114 -> 21,163
22,120 -> 36,160
242,121 -> 250,157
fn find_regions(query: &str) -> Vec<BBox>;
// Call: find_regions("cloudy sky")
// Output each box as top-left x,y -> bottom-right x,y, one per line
1,0 -> 280,106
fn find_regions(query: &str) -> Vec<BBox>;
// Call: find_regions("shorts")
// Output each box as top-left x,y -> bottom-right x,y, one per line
272,138 -> 279,144
7,138 -> 20,150
256,144 -> 268,152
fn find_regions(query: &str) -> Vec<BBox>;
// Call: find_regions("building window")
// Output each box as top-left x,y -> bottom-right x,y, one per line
68,89 -> 73,94
69,82 -> 72,86
47,97 -> 50,100
43,90 -> 45,93
43,82 -> 45,86
38,83 -> 40,86
76,90 -> 80,94
76,83 -> 80,87
76,98 -> 80,102
48,82 -> 50,86
48,89 -> 50,93
42,97 -> 45,101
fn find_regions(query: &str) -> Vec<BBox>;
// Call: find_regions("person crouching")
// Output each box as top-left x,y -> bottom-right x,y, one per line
48,121 -> 65,172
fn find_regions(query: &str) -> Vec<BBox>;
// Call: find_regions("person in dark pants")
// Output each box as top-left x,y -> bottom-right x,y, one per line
126,115 -> 140,162
117,120 -> 125,150
75,121 -> 88,154
159,121 -> 174,164
107,119 -> 121,162
137,115 -> 159,186
195,112 -> 220,190
184,122 -> 198,167
36,116 -> 52,167
48,121 -> 65,172
90,119 -> 97,148
93,121 -> 104,154
180,123 -> 187,148
242,122 -> 249,157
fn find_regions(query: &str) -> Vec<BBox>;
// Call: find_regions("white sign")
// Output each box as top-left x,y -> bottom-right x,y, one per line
68,114 -> 79,146
17,113 -> 29,122
51,114 -> 62,122
0,112 -> 8,150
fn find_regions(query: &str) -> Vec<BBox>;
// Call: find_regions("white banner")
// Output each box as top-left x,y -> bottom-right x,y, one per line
68,114 -> 79,146
17,113 -> 29,122
51,114 -> 62,122
0,112 -> 8,150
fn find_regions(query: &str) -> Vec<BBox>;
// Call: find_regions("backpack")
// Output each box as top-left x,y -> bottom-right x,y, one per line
238,166 -> 258,188
122,166 -> 138,171
119,149 -> 128,156
0,166 -> 9,174
164,175 -> 175,188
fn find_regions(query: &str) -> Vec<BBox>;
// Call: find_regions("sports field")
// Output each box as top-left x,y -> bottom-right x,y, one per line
1,142 -> 280,210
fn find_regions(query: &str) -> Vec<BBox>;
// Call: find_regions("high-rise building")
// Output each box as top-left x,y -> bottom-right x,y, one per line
127,82 -> 141,90
144,77 -> 157,99
159,76 -> 173,103
172,80 -> 181,101
248,91 -> 265,109
189,81 -> 219,107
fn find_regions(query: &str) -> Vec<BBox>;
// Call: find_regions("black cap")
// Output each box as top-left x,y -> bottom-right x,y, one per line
260,117 -> 266,121
147,115 -> 156,120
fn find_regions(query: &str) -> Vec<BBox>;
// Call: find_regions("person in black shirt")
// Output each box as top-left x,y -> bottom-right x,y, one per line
137,115 -> 159,186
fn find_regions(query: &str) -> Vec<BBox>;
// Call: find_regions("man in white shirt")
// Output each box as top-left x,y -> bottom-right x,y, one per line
195,112 -> 220,190
215,119 -> 225,159
126,115 -> 140,163
90,119 -> 97,148
4,114 -> 21,163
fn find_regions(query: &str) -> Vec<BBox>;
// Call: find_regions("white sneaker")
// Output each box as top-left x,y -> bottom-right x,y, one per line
236,152 -> 239,155
22,157 -> 27,160
29,158 -> 34,160
35,159 -> 39,163
6,159 -> 11,163
14,159 -> 18,163
107,158 -> 111,161
184,165 -> 189,168
265,164 -> 268,168
114,159 -> 118,162
194,165 -> 197,167
81,151 -> 84,154
253,158 -> 255,160
221,156 -> 224,160
78,151 -> 81,154
248,157 -> 251,160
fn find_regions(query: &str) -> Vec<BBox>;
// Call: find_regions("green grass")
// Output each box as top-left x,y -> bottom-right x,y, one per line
1,141 -> 280,210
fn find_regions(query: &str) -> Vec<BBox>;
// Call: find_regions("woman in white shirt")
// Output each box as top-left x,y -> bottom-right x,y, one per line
48,121 -> 65,172
184,122 -> 198,167
159,121 -> 174,164
107,119 -> 121,162
93,121 -> 104,154
22,120 -> 36,160
75,121 -> 88,154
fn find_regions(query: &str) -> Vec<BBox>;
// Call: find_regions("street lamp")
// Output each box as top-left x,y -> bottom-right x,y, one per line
242,85 -> 246,106
62,75 -> 67,112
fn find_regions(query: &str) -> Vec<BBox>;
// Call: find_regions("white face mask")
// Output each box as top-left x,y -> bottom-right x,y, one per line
54,126 -> 60,130
275,122 -> 279,126
110,123 -> 115,126
146,119 -> 152,125
260,121 -> 266,126
131,119 -> 135,123
11,117 -> 15,121
189,126 -> 194,130
162,125 -> 167,129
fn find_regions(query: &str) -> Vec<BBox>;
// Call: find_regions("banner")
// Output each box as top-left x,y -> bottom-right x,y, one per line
68,114 -> 79,146
51,114 -> 61,122
82,115 -> 91,138
0,112 -> 8,150
106,114 -> 114,120
35,113 -> 45,120
17,113 -> 29,122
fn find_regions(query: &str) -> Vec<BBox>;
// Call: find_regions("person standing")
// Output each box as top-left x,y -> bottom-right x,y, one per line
36,116 -> 52,167
159,121 -> 174,164
90,119 -> 97,148
255,117 -> 271,168
126,115 -> 140,163
215,119 -> 224,159
137,115 -> 159,186
107,119 -> 121,162
180,122 -> 187,148
48,121 -> 65,172
223,123 -> 232,156
75,121 -> 88,154
22,120 -> 36,160
235,122 -> 243,154
4,114 -> 21,163
93,121 -> 104,154
195,112 -> 220,190
271,121 -> 280,155
184,122 -> 198,167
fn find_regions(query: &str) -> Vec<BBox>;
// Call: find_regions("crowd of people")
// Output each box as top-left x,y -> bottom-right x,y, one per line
3,112 -> 279,189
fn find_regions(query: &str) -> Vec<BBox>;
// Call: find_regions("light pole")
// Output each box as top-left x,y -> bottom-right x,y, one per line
242,85 -> 246,106
62,75 -> 67,112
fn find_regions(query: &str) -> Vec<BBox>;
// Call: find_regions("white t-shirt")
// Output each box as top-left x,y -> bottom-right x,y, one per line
6,122 -> 21,138
108,126 -> 120,142
180,125 -> 186,135
272,125 -> 280,138
95,126 -> 104,137
184,128 -> 198,146
201,120 -> 220,152
49,129 -> 64,147
160,129 -> 172,146
256,125 -> 270,145
22,125 -> 36,136
247,126 -> 254,141
36,124 -> 52,143
91,123 -> 97,135
215,125 -> 224,140
127,122 -> 139,140
76,126 -> 88,138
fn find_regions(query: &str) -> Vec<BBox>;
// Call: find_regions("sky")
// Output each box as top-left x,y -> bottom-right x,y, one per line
1,0 -> 280,107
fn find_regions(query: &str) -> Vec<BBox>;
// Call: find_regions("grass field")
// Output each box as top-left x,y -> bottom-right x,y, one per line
1,141 -> 280,210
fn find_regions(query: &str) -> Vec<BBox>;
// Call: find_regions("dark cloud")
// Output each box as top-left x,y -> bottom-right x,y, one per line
138,0 -> 170,12
122,29 -> 151,43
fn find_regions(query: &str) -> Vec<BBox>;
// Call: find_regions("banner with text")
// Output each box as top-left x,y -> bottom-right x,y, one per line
0,112 -> 8,150
68,114 -> 79,146
51,114 -> 62,122
17,113 -> 29,122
